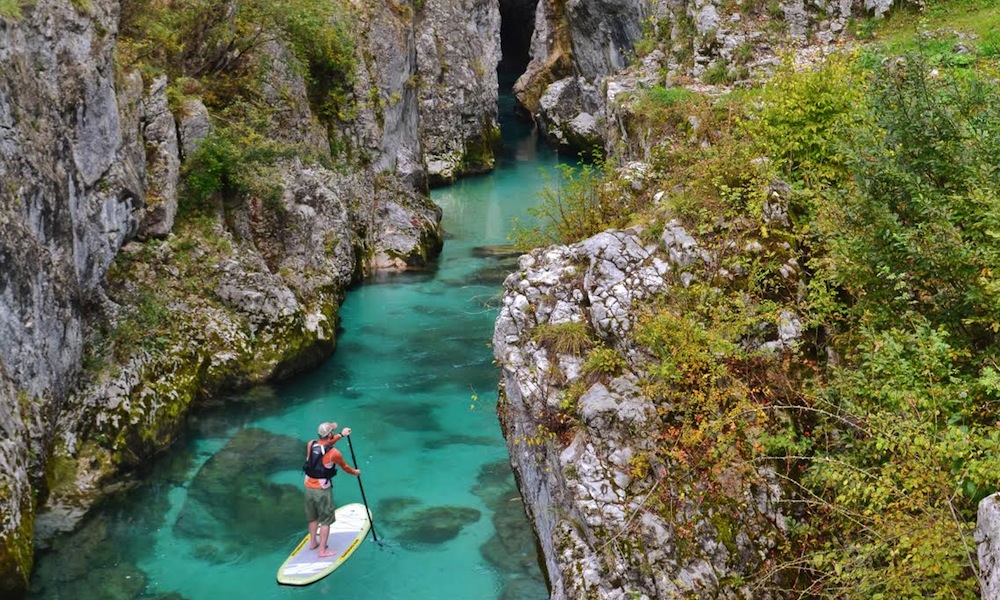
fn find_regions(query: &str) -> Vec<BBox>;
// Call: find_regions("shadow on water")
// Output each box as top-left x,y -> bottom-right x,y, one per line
357,400 -> 444,432
422,433 -> 497,450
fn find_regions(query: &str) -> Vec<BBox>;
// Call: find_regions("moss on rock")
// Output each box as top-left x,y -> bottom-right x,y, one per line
0,492 -> 33,598
462,122 -> 501,174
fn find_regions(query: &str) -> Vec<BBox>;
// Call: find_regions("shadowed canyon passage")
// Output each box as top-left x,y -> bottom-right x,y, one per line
26,52 -> 568,600
499,0 -> 539,79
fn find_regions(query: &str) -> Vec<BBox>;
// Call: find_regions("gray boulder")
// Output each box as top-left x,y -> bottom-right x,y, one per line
978,493 -> 1000,599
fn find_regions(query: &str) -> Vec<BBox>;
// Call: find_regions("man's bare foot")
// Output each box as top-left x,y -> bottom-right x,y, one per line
318,548 -> 335,558
308,543 -> 320,550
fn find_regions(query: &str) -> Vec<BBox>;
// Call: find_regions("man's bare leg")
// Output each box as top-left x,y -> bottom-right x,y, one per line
308,520 -> 319,549
318,524 -> 334,557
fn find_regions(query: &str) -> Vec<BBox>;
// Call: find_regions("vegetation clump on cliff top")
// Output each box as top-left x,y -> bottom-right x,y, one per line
516,4 -> 1000,595
118,0 -> 355,121
117,0 -> 356,219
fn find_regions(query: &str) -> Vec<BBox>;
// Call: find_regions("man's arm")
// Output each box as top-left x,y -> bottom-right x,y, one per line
329,449 -> 361,476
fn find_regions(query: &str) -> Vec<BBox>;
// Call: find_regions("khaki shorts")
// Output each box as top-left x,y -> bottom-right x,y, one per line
304,486 -> 336,526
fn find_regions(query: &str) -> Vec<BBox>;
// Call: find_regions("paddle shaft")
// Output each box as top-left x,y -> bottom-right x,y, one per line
345,434 -> 379,542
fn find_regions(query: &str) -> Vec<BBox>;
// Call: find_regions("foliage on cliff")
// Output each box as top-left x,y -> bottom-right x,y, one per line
117,0 -> 356,215
74,0 -> 360,462
520,18 -> 1000,598
118,0 -> 355,123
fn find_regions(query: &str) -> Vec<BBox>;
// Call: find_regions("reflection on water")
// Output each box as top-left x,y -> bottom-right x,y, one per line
27,86 -> 563,600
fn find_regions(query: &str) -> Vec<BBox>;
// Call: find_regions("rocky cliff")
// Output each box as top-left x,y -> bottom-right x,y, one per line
0,0 -> 499,594
514,0 -> 919,157
492,1 -> 1000,599
494,226 -> 788,599
416,0 -> 502,185
979,494 -> 1000,599
0,0 -> 140,592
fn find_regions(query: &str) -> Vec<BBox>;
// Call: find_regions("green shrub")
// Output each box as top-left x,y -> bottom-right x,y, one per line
180,114 -> 294,217
777,53 -> 1000,599
747,52 -> 866,187
277,0 -> 356,123
617,48 -> 1000,598
0,0 -> 21,19
583,346 -> 627,378
628,86 -> 702,141
796,322 -> 999,599
981,27 -> 1000,57
645,85 -> 696,107
531,321 -> 594,356
119,0 -> 356,124
511,160 -> 650,248
634,307 -> 734,399
814,53 -> 1000,342
701,60 -> 731,85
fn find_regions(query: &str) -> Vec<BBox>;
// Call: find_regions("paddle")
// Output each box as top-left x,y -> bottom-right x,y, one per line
345,433 -> 380,543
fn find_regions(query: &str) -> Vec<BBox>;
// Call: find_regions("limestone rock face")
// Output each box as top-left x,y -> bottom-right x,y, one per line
263,164 -> 369,292
0,0 -> 445,595
137,76 -> 181,240
514,0 -> 647,156
978,494 -> 1000,600
416,0 -> 502,186
178,98 -> 211,160
516,0 -> 922,157
494,227 -> 786,599
603,50 -> 670,162
349,0 -> 426,185
0,374 -> 31,597
537,76 -> 602,154
259,40 -> 331,156
0,0 -> 139,399
512,0 -> 574,117
0,0 -> 140,593
563,0 -> 645,80
340,0 -> 504,188
369,173 -> 445,270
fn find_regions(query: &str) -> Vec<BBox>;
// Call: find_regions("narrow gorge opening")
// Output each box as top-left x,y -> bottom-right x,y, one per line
497,0 -> 538,97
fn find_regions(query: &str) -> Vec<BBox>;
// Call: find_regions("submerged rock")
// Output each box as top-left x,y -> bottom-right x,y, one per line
500,576 -> 550,600
362,401 -> 443,433
29,509 -> 152,600
474,462 -> 545,578
423,434 -> 497,450
471,245 -> 523,259
173,428 -> 303,556
377,496 -> 481,546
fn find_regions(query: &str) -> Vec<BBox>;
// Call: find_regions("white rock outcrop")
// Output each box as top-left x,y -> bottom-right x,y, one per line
978,493 -> 1000,599
495,225 -> 787,599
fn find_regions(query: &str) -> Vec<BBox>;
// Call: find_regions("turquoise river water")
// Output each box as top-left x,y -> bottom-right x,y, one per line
27,92 -> 569,600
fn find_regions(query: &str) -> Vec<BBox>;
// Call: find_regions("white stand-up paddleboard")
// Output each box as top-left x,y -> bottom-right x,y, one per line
276,502 -> 372,586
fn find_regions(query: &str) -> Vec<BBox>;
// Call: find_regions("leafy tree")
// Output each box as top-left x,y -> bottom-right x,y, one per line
790,53 -> 1000,598
749,53 -> 866,188
819,53 -> 1000,346
610,49 -> 1000,597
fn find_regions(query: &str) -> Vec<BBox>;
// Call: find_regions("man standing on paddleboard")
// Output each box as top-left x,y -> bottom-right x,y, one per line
304,421 -> 361,557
